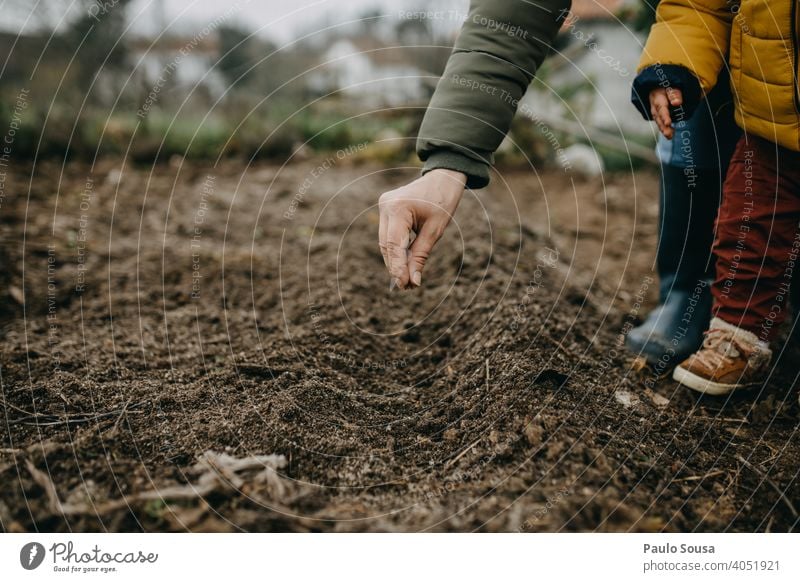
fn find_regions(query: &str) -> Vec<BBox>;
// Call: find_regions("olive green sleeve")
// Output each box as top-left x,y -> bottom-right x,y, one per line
417,0 -> 571,189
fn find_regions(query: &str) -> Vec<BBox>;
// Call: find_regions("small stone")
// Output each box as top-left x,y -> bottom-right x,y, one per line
649,392 -> 670,407
614,389 -> 639,408
524,423 -> 543,447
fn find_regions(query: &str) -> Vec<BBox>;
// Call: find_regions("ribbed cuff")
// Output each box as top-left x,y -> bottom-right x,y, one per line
421,150 -> 490,190
631,64 -> 703,122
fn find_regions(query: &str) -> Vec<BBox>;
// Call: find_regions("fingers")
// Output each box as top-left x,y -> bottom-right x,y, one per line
666,87 -> 683,107
384,213 -> 412,289
407,221 -> 441,288
378,207 -> 389,269
379,192 -> 413,290
649,89 -> 674,139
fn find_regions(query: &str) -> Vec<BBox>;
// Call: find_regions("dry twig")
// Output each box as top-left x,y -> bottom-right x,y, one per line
736,455 -> 798,518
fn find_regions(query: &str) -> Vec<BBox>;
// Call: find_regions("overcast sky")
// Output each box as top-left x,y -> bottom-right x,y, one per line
131,0 -> 396,41
3,0 -> 467,43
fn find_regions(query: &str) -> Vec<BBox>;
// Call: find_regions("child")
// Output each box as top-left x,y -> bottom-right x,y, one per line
631,0 -> 800,395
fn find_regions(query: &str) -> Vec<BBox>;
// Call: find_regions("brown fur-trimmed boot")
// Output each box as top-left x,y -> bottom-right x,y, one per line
672,318 -> 772,395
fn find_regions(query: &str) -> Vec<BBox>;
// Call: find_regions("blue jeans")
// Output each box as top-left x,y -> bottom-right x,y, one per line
654,73 -> 740,302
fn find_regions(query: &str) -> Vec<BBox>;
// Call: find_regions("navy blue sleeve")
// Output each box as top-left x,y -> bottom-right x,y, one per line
631,64 -> 703,122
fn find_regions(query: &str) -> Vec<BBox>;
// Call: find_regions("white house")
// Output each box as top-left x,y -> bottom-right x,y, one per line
524,0 -> 646,135
308,38 -> 433,107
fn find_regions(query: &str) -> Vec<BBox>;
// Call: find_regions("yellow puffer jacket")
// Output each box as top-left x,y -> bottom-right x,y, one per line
638,0 -> 800,151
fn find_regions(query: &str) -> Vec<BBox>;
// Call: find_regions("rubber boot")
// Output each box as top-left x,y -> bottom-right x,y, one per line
626,164 -> 722,365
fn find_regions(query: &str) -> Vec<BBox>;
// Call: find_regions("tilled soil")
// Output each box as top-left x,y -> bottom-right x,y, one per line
1,158 -> 798,532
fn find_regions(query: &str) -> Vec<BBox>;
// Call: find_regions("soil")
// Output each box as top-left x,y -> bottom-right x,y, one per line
1,157 -> 798,532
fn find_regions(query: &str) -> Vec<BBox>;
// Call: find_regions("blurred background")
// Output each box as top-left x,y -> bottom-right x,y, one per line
0,0 -> 658,168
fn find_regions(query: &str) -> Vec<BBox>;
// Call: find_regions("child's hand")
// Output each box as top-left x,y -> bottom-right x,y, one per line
649,87 -> 683,139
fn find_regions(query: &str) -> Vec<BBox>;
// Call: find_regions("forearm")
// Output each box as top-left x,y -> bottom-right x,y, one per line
416,0 -> 571,189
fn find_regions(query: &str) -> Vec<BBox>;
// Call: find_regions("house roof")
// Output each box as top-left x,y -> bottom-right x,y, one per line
129,34 -> 219,55
328,36 -> 419,68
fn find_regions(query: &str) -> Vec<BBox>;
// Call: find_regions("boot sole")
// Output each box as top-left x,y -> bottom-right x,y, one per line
672,366 -> 757,396
624,335 -> 692,367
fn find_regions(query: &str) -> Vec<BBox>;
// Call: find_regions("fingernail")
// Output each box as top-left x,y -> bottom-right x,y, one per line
389,278 -> 397,292
412,271 -> 422,286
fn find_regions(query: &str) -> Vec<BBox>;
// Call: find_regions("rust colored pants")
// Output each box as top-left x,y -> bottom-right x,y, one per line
712,134 -> 800,341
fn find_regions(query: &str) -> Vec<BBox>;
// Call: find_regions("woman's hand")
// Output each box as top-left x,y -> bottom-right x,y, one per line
649,87 -> 684,139
378,169 -> 467,290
